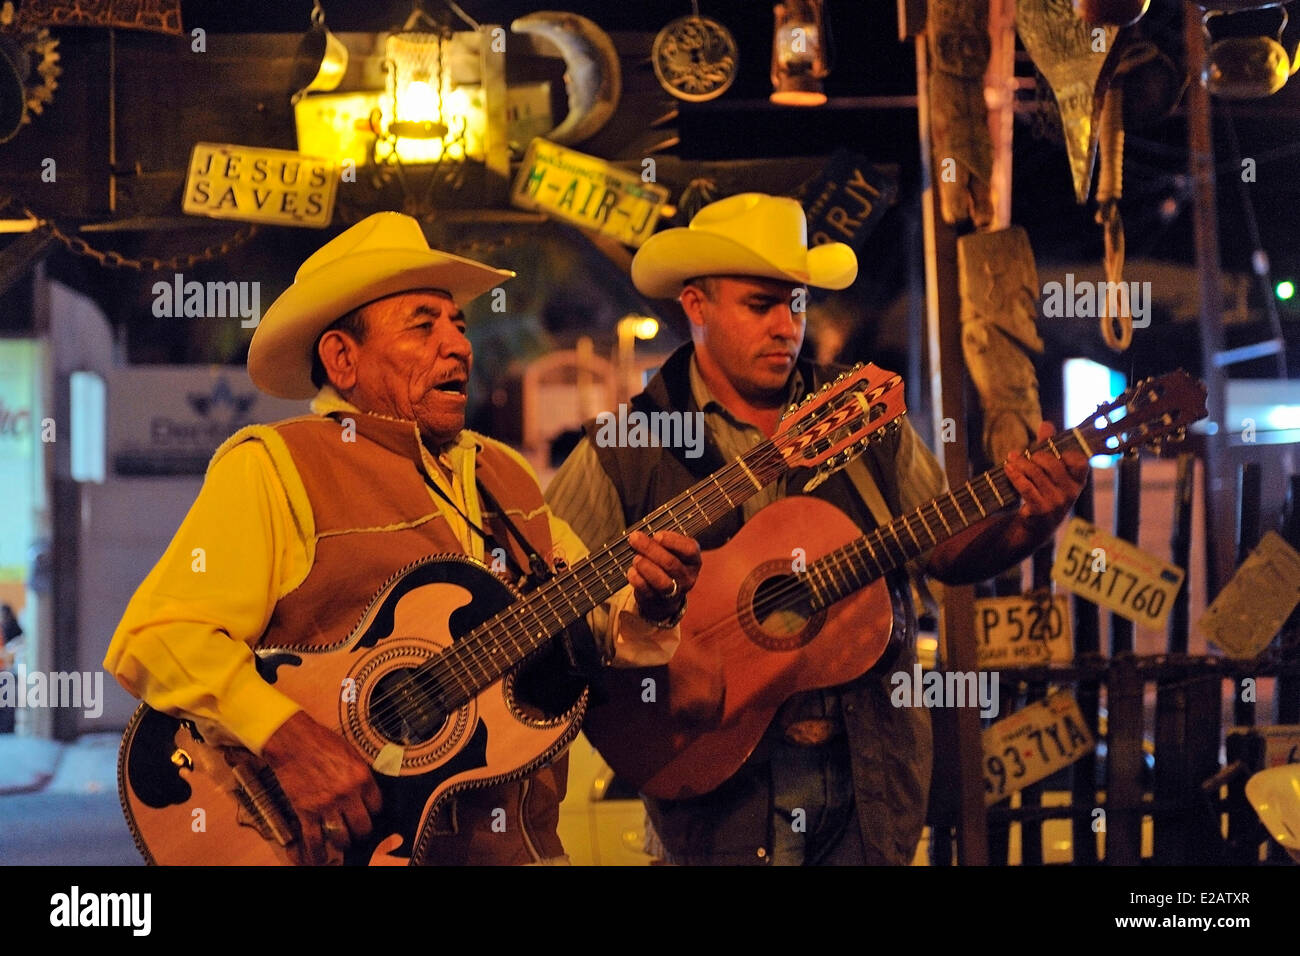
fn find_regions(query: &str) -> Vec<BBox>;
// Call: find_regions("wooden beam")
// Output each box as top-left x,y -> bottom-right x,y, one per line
480,24 -> 509,206
915,30 -> 988,867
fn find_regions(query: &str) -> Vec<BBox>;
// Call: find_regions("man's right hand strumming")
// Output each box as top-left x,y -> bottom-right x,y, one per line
261,710 -> 383,865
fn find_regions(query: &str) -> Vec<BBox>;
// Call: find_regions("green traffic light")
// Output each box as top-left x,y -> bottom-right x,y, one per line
1278,280 -> 1296,301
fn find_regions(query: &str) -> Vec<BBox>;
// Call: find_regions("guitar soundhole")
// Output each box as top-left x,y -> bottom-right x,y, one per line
754,574 -> 813,634
368,667 -> 448,746
739,561 -> 826,652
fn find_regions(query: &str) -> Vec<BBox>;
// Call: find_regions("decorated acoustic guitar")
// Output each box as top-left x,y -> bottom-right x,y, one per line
118,363 -> 906,865
584,371 -> 1208,799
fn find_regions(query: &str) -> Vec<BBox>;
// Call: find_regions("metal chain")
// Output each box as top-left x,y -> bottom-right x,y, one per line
0,192 -> 258,271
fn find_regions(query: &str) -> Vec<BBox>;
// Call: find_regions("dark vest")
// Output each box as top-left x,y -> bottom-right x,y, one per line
582,344 -> 929,865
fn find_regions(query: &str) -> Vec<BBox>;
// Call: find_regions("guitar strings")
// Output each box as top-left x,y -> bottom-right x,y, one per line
362,421 -> 1055,735
674,463 -> 1026,651
361,389 -> 1179,752
361,425 -> 802,728
399,384 -> 880,711
364,381 -> 899,730
367,419 -> 1097,732
434,398 -> 905,695
651,428 -> 1107,652
363,437 -> 793,728
436,403 -> 1167,711
676,429 -> 1091,646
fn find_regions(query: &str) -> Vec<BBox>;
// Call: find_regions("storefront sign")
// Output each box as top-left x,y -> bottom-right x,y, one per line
0,339 -> 44,615
511,138 -> 669,246
109,368 -> 306,476
183,142 -> 338,228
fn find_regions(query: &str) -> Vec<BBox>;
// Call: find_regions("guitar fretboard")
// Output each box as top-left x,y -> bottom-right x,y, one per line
802,430 -> 1087,611
422,377 -> 901,711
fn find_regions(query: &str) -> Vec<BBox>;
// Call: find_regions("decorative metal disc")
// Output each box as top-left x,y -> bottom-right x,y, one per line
652,15 -> 738,103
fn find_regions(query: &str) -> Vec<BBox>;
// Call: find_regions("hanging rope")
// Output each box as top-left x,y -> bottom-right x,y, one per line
1095,83 -> 1131,352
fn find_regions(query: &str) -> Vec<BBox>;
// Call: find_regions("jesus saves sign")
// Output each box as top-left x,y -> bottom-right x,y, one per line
183,143 -> 338,229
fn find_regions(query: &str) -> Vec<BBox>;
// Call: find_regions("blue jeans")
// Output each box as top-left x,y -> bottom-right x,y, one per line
769,729 -> 864,865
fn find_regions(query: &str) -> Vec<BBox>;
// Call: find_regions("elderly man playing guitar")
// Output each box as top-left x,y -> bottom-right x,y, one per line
547,193 -> 1090,865
106,213 -> 701,866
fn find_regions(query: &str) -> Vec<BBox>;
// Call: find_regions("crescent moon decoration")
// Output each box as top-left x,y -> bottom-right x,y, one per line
652,15 -> 738,102
511,11 -> 622,146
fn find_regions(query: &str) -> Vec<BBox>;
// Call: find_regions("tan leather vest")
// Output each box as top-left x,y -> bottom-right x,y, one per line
225,409 -> 570,864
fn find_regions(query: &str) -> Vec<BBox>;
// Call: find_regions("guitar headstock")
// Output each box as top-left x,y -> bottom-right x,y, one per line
774,363 -> 906,490
1076,369 -> 1208,458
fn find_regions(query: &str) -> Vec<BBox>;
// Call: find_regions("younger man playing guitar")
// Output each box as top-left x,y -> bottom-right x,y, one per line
546,193 -> 1089,865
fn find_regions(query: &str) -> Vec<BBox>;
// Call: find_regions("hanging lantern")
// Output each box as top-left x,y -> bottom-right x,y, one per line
381,29 -> 482,164
770,0 -> 829,106
1203,6 -> 1294,98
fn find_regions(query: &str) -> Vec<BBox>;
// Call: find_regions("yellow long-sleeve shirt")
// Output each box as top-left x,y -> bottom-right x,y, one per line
104,389 -> 678,756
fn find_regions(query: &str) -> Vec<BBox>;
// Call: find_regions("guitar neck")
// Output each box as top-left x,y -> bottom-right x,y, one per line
805,430 -> 1087,610
440,435 -> 795,701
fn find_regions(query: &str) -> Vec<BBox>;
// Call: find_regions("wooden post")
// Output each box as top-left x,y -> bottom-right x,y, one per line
1168,453 -> 1196,655
1111,455 -> 1141,656
1279,474 -> 1300,724
1070,479 -> 1101,864
915,28 -> 988,867
1153,670 -> 1188,865
1186,671 -> 1226,864
1234,461 -> 1262,727
1184,5 -> 1233,599
985,0 -> 1016,232
1105,655 -> 1144,864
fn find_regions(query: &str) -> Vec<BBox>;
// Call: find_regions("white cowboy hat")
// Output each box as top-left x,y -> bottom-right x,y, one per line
249,211 -> 515,399
630,192 -> 857,300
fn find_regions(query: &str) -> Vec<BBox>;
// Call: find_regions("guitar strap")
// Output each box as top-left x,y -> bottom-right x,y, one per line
422,472 -> 606,679
421,474 -> 555,590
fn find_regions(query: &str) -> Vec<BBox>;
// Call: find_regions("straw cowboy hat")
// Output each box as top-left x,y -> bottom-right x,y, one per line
249,211 -> 515,399
630,193 -> 858,300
